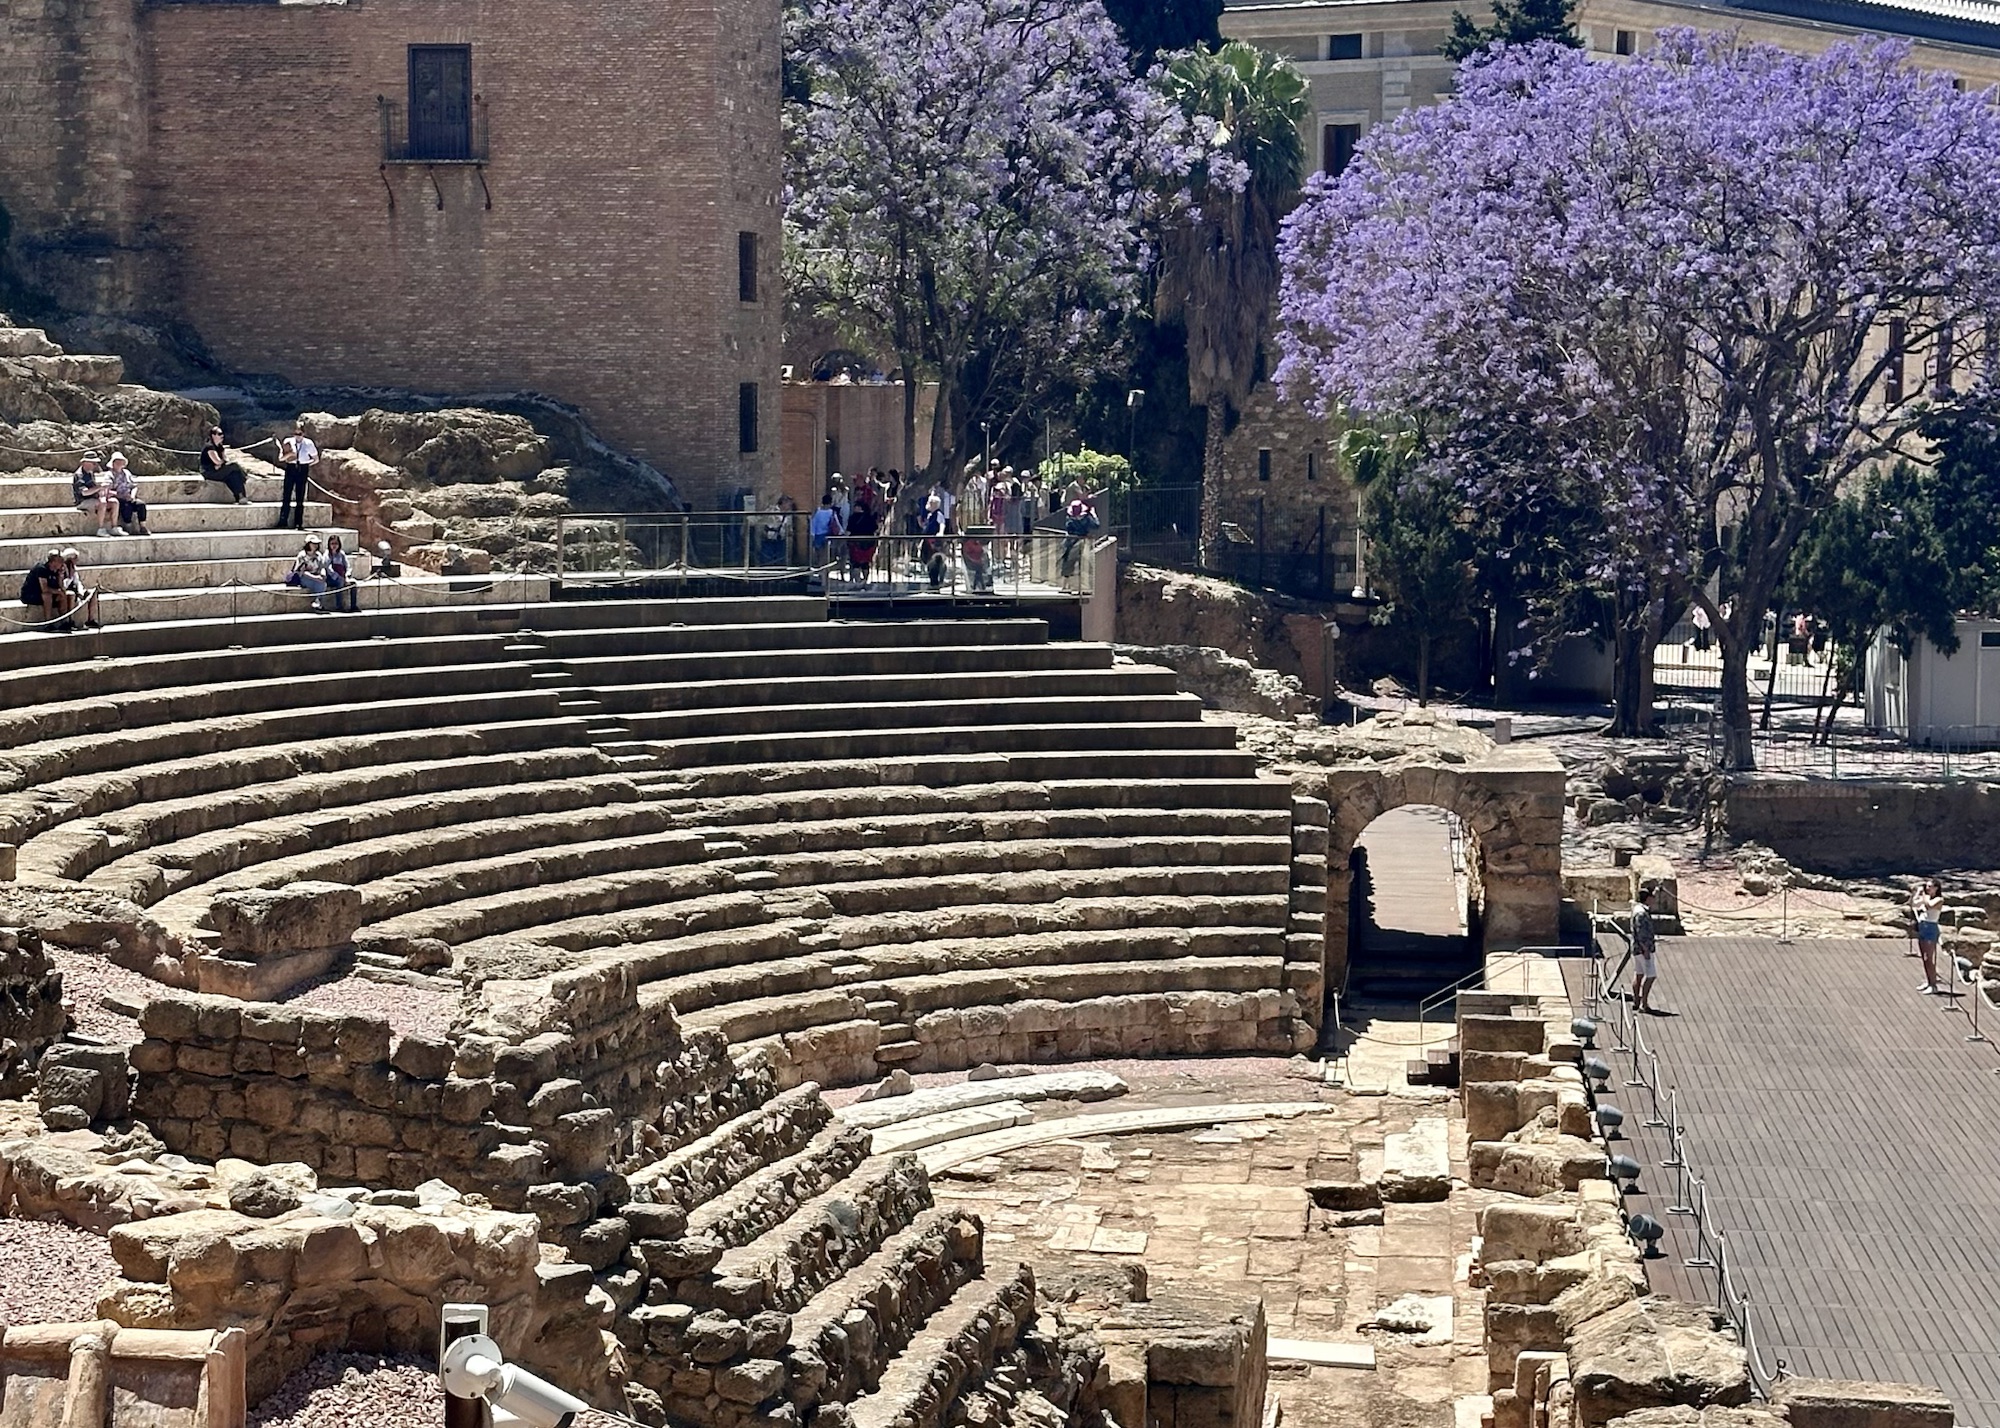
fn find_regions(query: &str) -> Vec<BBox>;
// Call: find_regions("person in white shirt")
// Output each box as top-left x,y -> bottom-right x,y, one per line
277,418 -> 319,531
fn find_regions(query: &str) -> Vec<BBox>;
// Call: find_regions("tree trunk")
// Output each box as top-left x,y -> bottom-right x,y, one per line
1608,621 -> 1650,737
1198,391 -> 1226,572
1417,632 -> 1432,708
1717,631 -> 1757,771
900,359 -> 918,483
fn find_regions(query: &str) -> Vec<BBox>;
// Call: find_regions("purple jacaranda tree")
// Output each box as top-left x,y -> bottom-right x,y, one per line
1277,32 -> 2000,768
785,0 -> 1189,487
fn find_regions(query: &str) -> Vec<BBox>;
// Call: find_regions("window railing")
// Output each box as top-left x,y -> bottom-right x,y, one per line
379,95 -> 488,164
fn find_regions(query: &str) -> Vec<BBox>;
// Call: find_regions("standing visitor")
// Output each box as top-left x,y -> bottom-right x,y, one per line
1630,887 -> 1661,1013
277,419 -> 318,531
1691,603 -> 1712,654
1059,483 -> 1101,590
964,463 -> 991,531
921,494 -> 949,590
1911,879 -> 1945,993
200,427 -> 250,503
810,494 -> 844,575
107,454 -> 150,536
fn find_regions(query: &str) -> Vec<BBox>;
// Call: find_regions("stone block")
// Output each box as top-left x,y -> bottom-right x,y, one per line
1480,1202 -> 1586,1266
1461,1014 -> 1548,1055
209,882 -> 363,958
1771,1380 -> 1955,1428
1569,1296 -> 1751,1428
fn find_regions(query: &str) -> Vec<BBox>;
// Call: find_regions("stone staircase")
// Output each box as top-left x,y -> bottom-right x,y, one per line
600,1060 -> 1063,1428
0,318 -> 543,624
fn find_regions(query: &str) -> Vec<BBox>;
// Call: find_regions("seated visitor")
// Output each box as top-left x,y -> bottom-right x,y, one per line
71,453 -> 116,537
106,453 -> 150,536
325,534 -> 358,613
289,536 -> 330,611
199,427 -> 250,503
56,547 -> 103,630
18,548 -> 69,631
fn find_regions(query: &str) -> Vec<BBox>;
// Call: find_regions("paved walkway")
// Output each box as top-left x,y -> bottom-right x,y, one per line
1349,808 -> 1475,1005
1564,938 -> 2000,1426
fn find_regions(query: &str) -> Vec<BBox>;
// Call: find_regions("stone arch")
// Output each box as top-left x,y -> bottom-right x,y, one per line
1306,745 -> 1565,1001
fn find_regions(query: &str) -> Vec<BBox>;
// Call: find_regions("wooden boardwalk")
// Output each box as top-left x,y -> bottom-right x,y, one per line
1563,938 -> 2000,1426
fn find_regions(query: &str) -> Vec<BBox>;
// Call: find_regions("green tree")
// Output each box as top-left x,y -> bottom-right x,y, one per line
1156,41 -> 1309,570
1784,463 -> 1960,741
1441,0 -> 1580,61
1917,398 -> 2000,617
1345,428 -> 1477,705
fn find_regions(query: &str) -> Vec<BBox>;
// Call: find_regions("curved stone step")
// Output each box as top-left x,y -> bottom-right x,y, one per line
843,1262 -> 1036,1428
786,1207 -> 985,1407
659,721 -> 1242,772
823,894 -> 1293,951
700,1153 -> 933,1316
627,1083 -> 829,1216
619,692 -> 1204,742
590,666 -> 1180,715
687,1120 -> 873,1249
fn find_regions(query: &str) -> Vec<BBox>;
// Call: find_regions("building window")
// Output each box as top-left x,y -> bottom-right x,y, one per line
1323,123 -> 1361,177
1885,318 -> 1907,405
1614,30 -> 1635,54
739,382 -> 760,454
739,232 -> 760,303
408,46 -> 473,160
1327,33 -> 1364,59
1258,449 -> 1273,483
1306,451 -> 1318,482
1982,630 -> 2000,648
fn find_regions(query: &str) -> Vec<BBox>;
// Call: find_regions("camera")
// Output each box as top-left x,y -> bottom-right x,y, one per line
439,1332 -> 589,1428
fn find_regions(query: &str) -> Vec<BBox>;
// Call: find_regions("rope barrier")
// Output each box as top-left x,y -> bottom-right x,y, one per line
0,436 -> 281,459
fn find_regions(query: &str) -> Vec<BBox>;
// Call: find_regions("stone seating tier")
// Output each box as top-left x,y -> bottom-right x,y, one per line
0,465 -> 543,622
2,598 -> 1310,1077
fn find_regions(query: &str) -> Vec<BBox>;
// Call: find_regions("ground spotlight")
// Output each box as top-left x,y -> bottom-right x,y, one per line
1627,1212 -> 1665,1258
1572,1016 -> 1599,1049
1583,1056 -> 1612,1092
1594,1104 -> 1625,1141
1607,1154 -> 1643,1195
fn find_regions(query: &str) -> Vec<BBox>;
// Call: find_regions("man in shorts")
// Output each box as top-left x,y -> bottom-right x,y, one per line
1630,887 -> 1661,1013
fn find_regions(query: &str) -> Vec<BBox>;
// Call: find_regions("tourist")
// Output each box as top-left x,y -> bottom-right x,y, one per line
989,468 -> 1018,569
107,453 -> 150,536
1016,470 -> 1042,538
921,493 -> 949,590
929,475 -> 955,530
18,548 -> 70,631
71,453 -> 116,538
1630,887 -> 1660,1013
1691,603 -> 1712,654
289,535 -> 330,611
962,524 -> 994,593
964,462 -> 991,530
810,494 -> 843,574
325,534 -> 358,613
199,427 -> 250,503
57,548 -> 102,629
760,495 -> 797,565
277,419 -> 318,531
847,493 -> 879,587
1910,879 -> 1945,993
1059,482 -> 1102,589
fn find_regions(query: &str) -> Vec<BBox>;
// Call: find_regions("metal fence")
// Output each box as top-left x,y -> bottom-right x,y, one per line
1653,614 -> 1845,702
553,513 -> 1095,601
1659,701 -> 2000,780
1577,939 -> 1787,1398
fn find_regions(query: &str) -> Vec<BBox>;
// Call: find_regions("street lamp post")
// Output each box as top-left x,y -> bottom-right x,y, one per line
982,421 -> 992,483
1125,388 -> 1145,477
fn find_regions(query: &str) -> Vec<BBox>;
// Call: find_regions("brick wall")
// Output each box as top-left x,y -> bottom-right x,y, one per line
0,0 -> 163,311
3,0 -> 782,507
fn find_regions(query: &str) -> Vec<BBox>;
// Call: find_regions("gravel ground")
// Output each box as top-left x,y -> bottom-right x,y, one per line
41,946 -> 152,1044
280,975 -> 460,1038
0,1218 -> 119,1323
248,1354 -> 629,1427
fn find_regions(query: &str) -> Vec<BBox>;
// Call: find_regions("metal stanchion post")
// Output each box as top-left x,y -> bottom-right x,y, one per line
1684,1181 -> 1716,1267
1777,884 -> 1793,946
1644,1052 -> 1667,1124
1968,959 -> 1989,1045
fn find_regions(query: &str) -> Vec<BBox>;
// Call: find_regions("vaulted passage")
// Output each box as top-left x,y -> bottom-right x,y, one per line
1343,805 -> 1479,1007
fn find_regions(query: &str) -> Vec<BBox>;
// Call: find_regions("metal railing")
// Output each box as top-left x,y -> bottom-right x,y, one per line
1411,945 -> 1588,1048
553,514 -> 1097,600
821,529 -> 1098,601
1582,941 -> 1786,1397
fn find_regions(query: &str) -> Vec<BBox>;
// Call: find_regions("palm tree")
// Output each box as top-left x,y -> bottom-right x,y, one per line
1157,41 -> 1309,570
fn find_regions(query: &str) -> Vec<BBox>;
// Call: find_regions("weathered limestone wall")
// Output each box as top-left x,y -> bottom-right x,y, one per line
124,963 -> 752,1205
1289,732 -> 1566,991
1724,777 -> 2000,876
0,925 -> 65,1097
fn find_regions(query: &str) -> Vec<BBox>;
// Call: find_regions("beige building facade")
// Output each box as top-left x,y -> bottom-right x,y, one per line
1224,0 -> 2000,183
